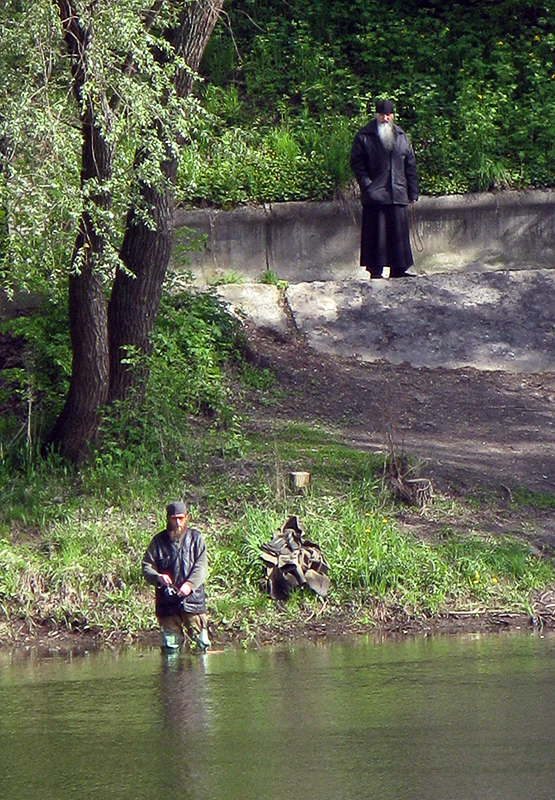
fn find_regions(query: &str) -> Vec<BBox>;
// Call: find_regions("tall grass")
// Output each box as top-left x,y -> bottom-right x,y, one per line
1,421 -> 554,640
224,492 -> 552,621
1,290 -> 554,642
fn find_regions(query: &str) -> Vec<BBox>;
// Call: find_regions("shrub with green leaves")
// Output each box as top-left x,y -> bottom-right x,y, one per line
0,298 -> 72,465
0,283 -> 245,482
91,287 -> 245,487
188,0 -> 555,202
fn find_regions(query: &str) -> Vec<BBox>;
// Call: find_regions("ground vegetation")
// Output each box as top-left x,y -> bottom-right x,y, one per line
186,0 -> 555,204
2,296 -> 555,649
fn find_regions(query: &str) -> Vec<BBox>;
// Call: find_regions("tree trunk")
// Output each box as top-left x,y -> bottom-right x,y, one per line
44,1 -> 113,462
107,179 -> 174,402
107,0 -> 225,404
44,263 -> 109,463
46,0 -> 224,460
43,110 -> 113,460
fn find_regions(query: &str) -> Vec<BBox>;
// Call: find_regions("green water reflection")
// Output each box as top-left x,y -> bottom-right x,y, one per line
1,632 -> 554,800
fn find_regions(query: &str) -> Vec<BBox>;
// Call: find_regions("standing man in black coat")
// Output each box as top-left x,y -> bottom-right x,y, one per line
350,99 -> 419,279
143,501 -> 210,653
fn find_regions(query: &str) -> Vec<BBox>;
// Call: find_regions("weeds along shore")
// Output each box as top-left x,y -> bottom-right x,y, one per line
2,291 -> 555,647
1,420 -> 554,647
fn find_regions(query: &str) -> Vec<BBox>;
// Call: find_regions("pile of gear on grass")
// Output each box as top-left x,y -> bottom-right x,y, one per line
257,443 -> 436,606
258,470 -> 434,604
259,516 -> 330,601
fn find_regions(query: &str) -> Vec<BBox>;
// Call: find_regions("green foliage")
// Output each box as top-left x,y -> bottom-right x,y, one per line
257,268 -> 287,289
0,509 -> 155,634
177,119 -> 343,206
209,488 -> 554,632
188,0 -> 555,201
209,270 -> 245,285
0,299 -> 71,462
239,362 -> 276,391
92,287 -> 244,486
511,488 -> 555,509
151,289 -> 240,414
1,411 -> 554,638
0,284 -> 243,483
0,0 -> 213,296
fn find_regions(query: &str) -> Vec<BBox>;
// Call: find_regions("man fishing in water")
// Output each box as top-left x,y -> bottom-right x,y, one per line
142,501 -> 210,653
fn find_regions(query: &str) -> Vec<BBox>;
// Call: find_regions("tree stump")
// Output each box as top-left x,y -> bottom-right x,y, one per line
289,471 -> 311,490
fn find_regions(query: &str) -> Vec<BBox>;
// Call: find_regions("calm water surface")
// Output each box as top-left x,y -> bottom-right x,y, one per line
1,632 -> 554,800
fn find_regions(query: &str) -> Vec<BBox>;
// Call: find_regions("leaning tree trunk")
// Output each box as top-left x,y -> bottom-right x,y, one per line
44,2 -> 113,462
44,260 -> 109,463
43,110 -> 113,461
107,0 -> 225,404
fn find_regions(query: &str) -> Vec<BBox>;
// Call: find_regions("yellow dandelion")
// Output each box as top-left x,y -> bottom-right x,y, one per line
535,35 -> 540,41
492,577 -> 498,584
365,528 -> 371,533
498,40 -> 504,45
477,94 -> 483,99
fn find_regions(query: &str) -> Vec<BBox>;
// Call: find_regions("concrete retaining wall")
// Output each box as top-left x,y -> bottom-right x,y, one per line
173,189 -> 555,284
3,189 -> 555,316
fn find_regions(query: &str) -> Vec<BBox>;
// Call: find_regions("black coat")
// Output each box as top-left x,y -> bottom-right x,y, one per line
350,119 -> 418,206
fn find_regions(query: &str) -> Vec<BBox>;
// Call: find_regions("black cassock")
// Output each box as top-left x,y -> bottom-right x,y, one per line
360,203 -> 413,277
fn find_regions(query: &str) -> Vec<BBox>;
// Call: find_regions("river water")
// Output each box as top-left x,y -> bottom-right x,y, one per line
1,632 -> 554,800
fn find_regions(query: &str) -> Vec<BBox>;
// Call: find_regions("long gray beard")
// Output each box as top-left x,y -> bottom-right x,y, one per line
377,121 -> 395,151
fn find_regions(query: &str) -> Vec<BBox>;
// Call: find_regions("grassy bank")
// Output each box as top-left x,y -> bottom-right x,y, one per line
2,288 -> 555,647
1,419 -> 553,647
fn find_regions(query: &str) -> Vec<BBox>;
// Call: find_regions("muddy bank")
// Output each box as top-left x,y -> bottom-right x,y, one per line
1,605 -> 551,656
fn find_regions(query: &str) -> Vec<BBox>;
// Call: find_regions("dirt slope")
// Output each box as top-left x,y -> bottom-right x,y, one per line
242,322 -> 555,555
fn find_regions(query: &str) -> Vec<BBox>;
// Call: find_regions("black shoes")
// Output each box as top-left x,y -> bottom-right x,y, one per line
366,269 -> 419,280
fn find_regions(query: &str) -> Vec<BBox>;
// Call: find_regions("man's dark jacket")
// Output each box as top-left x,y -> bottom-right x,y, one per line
350,119 -> 418,206
142,527 -> 207,616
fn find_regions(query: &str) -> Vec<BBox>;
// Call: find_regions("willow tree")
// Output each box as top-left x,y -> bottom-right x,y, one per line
0,0 -> 224,463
